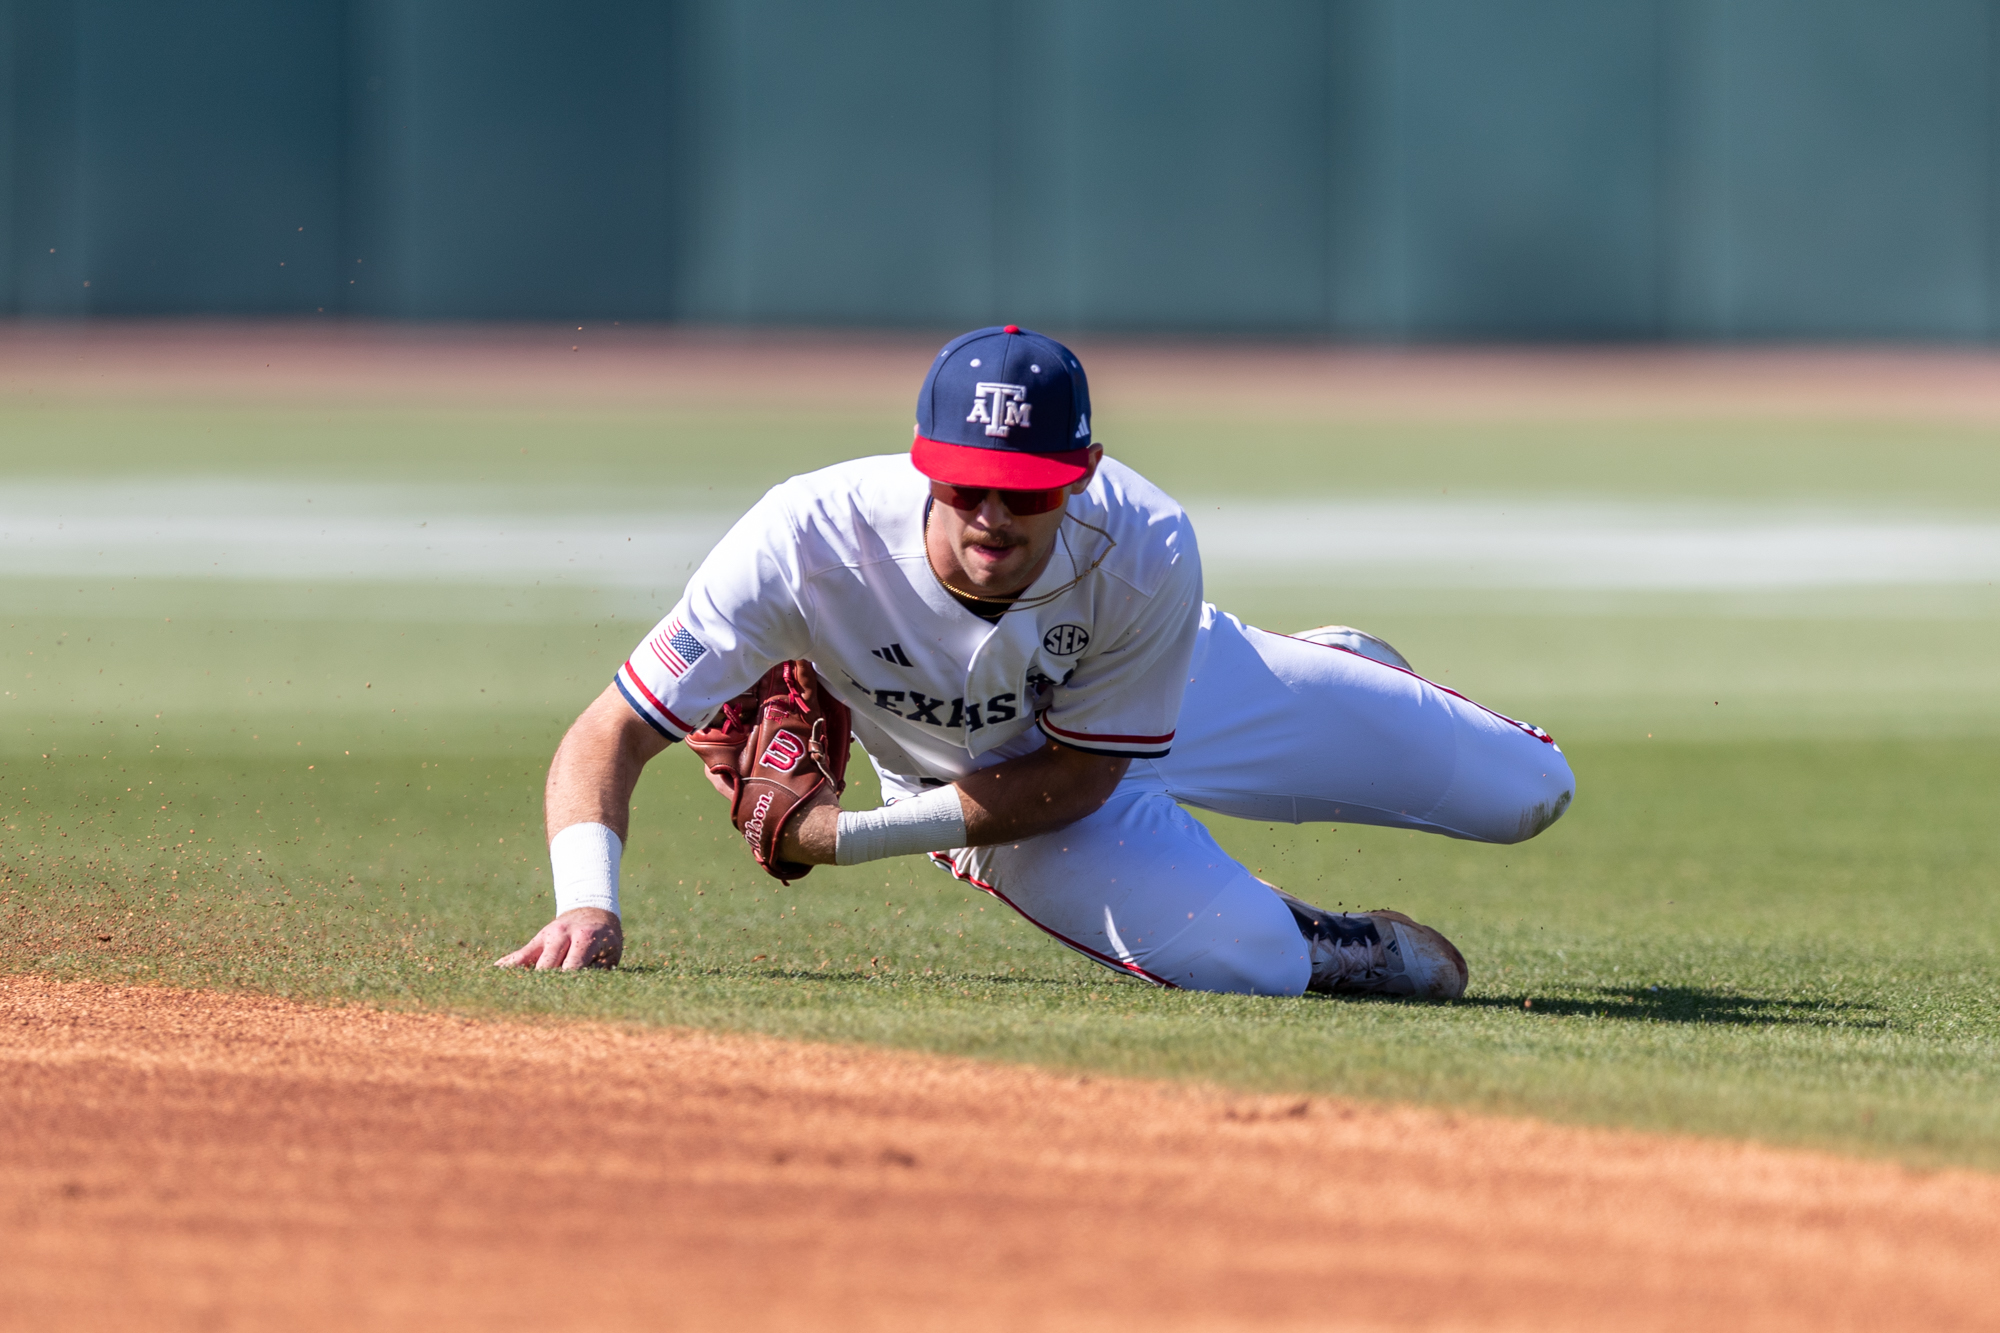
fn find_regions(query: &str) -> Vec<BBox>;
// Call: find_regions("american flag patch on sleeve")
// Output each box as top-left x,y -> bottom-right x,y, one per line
647,618 -> 709,678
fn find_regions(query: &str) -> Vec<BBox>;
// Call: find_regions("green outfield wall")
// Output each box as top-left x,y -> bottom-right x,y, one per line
4,0 -> 1999,337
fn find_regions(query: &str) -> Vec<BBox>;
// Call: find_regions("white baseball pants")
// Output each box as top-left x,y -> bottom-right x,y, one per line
931,606 -> 1576,995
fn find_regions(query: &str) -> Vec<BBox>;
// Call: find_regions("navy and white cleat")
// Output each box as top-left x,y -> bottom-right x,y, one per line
1275,891 -> 1468,999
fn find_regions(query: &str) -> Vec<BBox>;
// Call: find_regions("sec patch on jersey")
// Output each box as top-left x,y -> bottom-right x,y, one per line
1042,623 -> 1089,655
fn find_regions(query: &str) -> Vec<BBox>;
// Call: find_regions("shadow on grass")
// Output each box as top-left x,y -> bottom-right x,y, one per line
493,967 -> 1885,1032
613,961 -> 1086,992
1454,985 -> 1884,1029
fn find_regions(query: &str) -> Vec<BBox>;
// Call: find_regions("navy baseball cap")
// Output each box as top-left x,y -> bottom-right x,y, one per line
912,325 -> 1094,488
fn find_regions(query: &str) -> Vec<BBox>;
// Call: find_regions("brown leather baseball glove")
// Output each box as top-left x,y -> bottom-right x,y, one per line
683,660 -> 852,883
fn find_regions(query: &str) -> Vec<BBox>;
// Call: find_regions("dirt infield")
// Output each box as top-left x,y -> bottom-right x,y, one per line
3,976 -> 1995,1333
15,318 -> 2000,421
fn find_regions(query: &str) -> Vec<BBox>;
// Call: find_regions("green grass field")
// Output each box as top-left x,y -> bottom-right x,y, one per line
5,386 -> 1998,1170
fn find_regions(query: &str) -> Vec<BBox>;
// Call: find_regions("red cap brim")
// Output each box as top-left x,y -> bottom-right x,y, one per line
912,436 -> 1094,488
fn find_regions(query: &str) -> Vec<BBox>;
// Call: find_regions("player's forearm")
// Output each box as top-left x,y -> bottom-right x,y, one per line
779,743 -> 1127,866
955,744 -> 1130,845
544,684 -> 670,842
538,686 -> 672,923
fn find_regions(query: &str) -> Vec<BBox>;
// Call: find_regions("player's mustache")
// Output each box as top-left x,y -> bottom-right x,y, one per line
962,528 -> 1028,549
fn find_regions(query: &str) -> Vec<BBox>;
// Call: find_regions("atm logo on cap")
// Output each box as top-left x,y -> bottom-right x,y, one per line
967,382 -> 1031,438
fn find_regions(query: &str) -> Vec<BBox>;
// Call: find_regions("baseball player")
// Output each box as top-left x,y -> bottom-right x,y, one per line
499,326 -> 1574,996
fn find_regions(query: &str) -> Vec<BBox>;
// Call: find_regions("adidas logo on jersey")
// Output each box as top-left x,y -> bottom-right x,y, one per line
871,643 -> 914,667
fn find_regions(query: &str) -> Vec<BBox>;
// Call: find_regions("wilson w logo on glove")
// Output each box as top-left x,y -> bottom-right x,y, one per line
759,733 -> 806,773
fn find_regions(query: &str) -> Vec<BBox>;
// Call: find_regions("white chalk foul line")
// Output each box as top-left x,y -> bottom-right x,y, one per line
0,483 -> 731,587
5,483 -> 2000,591
1191,500 -> 2000,590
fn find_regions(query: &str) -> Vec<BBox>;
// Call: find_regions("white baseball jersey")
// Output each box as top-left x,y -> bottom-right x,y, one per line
615,453 -> 1203,799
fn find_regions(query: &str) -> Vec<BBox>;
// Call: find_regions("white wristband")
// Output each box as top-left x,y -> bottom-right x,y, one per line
550,822 -> 622,916
834,787 -> 968,865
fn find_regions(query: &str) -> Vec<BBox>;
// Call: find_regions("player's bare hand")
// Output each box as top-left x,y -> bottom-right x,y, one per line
495,907 -> 623,971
